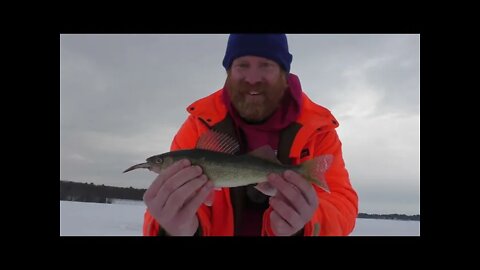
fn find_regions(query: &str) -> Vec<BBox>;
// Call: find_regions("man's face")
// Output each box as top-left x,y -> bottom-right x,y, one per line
226,56 -> 288,123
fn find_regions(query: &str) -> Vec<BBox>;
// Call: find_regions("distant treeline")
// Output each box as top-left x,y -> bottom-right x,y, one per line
60,180 -> 146,204
60,180 -> 419,221
357,213 -> 420,221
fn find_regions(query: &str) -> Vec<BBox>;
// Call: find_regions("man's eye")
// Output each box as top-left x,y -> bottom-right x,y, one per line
237,63 -> 248,68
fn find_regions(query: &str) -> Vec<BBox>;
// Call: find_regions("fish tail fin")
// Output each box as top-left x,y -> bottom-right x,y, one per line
300,154 -> 334,193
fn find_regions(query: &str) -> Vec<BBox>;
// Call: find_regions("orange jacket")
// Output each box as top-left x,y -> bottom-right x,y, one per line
143,89 -> 358,236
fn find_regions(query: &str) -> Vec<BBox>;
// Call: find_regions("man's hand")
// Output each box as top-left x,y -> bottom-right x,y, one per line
143,159 -> 214,236
267,170 -> 319,236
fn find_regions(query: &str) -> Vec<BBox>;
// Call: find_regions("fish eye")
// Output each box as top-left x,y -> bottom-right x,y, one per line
155,157 -> 163,164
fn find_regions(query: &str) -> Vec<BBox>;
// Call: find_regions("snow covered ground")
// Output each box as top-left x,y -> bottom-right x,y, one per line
60,200 -> 420,236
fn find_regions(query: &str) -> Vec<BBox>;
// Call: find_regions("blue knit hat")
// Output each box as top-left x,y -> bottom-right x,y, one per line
222,34 -> 293,73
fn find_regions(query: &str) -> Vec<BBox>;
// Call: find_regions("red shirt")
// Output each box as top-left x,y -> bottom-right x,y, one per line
222,73 -> 303,235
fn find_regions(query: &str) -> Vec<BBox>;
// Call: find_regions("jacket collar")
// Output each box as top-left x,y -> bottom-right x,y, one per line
187,89 -> 339,132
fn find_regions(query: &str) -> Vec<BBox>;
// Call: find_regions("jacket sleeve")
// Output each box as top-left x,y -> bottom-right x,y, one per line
143,115 -> 213,236
262,129 -> 358,236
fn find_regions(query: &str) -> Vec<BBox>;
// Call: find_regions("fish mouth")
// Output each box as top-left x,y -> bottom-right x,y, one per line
123,162 -> 150,173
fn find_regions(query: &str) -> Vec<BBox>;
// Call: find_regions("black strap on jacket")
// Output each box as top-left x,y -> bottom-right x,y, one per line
211,114 -> 303,235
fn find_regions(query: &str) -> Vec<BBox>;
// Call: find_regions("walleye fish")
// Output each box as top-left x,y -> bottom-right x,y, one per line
123,130 -> 333,193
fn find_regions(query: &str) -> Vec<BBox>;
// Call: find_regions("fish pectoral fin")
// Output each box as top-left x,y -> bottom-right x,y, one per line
203,189 -> 215,206
254,182 -> 277,196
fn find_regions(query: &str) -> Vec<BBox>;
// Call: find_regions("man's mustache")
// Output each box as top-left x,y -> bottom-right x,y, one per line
237,84 -> 267,94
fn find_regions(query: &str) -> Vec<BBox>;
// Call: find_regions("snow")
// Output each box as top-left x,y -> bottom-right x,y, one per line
60,200 -> 419,236
60,200 -> 145,236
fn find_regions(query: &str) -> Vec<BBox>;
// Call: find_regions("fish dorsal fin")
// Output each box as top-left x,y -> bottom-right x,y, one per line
246,145 -> 281,164
196,130 -> 240,155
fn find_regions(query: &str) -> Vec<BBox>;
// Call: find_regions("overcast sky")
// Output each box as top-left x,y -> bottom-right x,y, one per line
60,34 -> 420,215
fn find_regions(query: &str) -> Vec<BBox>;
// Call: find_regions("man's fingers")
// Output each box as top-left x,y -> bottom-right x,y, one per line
267,173 -> 305,213
269,196 -> 304,230
270,210 -> 292,236
151,165 -> 204,210
283,170 -> 317,206
143,159 -> 191,203
156,165 -> 203,200
162,159 -> 192,179
161,175 -> 208,222
182,181 -> 215,217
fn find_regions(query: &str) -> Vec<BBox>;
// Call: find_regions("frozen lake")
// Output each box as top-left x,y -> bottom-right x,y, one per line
60,200 -> 419,236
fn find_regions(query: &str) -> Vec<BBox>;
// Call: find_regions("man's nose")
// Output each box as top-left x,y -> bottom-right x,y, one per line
243,67 -> 263,85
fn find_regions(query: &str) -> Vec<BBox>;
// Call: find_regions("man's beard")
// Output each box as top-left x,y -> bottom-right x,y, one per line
226,74 -> 288,123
